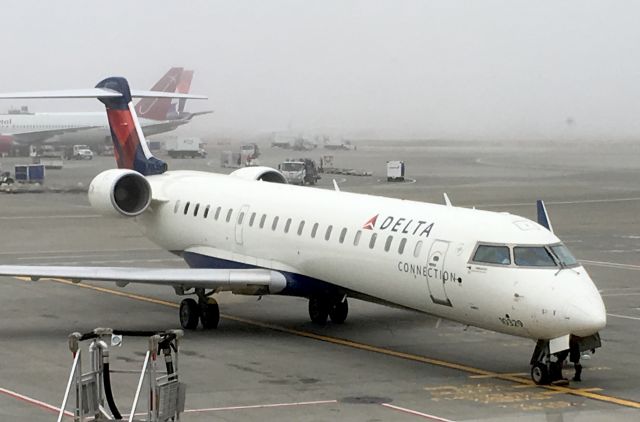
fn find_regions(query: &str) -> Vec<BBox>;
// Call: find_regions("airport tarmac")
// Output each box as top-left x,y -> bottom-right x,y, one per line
0,139 -> 639,421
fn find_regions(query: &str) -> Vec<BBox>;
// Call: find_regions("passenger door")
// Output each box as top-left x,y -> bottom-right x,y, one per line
426,239 -> 453,307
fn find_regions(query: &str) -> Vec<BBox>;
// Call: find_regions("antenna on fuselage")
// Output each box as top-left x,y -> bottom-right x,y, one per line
536,200 -> 554,233
443,193 -> 452,207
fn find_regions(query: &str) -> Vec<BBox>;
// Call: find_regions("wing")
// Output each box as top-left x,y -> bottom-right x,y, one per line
0,266 -> 286,294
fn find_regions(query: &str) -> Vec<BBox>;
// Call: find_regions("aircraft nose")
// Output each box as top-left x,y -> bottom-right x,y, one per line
567,290 -> 607,337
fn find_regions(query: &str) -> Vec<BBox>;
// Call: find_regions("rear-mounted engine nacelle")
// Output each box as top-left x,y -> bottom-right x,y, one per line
230,166 -> 287,183
89,169 -> 152,217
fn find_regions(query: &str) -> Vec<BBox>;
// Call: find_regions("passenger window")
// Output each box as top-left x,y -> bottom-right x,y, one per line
325,225 -> 333,240
238,212 -> 245,225
297,221 -> 305,235
259,214 -> 267,228
249,212 -> 256,227
514,246 -> 555,267
413,241 -> 423,258
398,238 -> 407,254
214,207 -> 221,220
339,228 -> 347,243
369,233 -> 377,249
384,235 -> 393,252
203,205 -> 210,218
311,223 -> 319,238
284,218 -> 292,233
226,209 -> 233,222
193,203 -> 200,217
473,245 -> 511,265
354,230 -> 362,246
183,202 -> 190,215
174,200 -> 180,214
272,216 -> 279,231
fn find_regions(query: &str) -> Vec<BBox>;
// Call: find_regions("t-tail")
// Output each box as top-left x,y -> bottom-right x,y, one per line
0,77 -> 206,176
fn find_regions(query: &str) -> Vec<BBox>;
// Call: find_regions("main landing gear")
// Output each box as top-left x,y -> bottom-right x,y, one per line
179,288 -> 220,330
308,295 -> 349,324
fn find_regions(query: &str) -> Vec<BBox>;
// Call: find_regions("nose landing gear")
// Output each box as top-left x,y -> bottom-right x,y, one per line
530,339 -> 565,385
530,334 -> 600,385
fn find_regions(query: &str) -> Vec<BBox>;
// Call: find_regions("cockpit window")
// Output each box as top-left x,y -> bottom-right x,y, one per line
473,245 -> 511,265
514,246 -> 556,267
550,244 -> 578,267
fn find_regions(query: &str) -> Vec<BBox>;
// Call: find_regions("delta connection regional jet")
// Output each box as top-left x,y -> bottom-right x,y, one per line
0,77 -> 606,385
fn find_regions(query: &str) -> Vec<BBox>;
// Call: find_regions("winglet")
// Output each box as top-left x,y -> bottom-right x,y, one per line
443,193 -> 452,207
536,200 -> 554,233
332,179 -> 340,192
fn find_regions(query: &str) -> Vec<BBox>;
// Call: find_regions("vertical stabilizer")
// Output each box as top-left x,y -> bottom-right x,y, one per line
134,67 -> 183,120
95,77 -> 168,176
176,70 -> 194,114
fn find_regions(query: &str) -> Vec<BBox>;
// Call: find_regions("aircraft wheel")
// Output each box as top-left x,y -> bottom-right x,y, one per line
200,298 -> 220,329
179,298 -> 200,330
308,296 -> 329,324
329,298 -> 348,324
531,362 -> 551,385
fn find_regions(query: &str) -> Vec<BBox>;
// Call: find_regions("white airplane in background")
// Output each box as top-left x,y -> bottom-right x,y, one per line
0,77 -> 606,386
0,68 -> 211,154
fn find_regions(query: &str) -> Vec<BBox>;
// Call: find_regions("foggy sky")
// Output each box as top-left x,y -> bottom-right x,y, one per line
1,0 -> 639,141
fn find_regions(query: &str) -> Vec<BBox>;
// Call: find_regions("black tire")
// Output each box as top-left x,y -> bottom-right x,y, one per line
308,296 -> 329,324
179,298 -> 200,330
329,299 -> 348,324
200,299 -> 220,329
531,362 -> 551,385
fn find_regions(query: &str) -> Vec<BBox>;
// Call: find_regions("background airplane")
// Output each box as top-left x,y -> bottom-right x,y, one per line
0,77 -> 606,386
0,67 -> 211,155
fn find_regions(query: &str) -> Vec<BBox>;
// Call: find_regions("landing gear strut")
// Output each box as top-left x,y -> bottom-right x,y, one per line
530,339 -> 555,385
179,288 -> 220,330
308,295 -> 348,324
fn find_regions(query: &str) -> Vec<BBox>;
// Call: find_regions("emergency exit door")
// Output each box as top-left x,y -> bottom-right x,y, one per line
235,205 -> 250,245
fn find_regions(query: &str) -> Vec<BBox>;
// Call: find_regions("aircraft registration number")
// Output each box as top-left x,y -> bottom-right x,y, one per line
498,317 -> 524,328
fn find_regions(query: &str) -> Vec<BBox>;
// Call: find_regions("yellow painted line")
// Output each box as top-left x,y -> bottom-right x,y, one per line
11,276 -> 640,410
543,387 -> 604,396
469,372 -> 527,379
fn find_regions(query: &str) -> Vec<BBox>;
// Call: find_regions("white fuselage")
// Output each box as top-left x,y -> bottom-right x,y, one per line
0,112 -> 182,146
132,170 -> 606,341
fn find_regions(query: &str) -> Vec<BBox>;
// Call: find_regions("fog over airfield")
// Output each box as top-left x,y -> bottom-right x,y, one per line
1,0 -> 639,141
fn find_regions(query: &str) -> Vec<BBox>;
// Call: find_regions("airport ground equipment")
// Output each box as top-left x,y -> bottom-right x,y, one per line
386,160 -> 405,182
0,170 -> 13,185
220,150 -> 242,168
278,158 -> 320,185
32,148 -> 64,169
58,328 -> 185,422
65,144 -> 94,160
14,163 -> 44,183
165,137 -> 206,158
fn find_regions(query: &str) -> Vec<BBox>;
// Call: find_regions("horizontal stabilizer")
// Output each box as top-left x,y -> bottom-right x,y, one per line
0,265 -> 286,294
0,89 -> 206,100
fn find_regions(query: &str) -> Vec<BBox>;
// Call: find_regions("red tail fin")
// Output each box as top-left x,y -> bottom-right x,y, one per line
176,70 -> 194,113
134,67 -> 183,120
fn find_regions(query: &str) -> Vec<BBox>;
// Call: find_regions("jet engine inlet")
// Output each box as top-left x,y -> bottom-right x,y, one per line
89,169 -> 152,217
